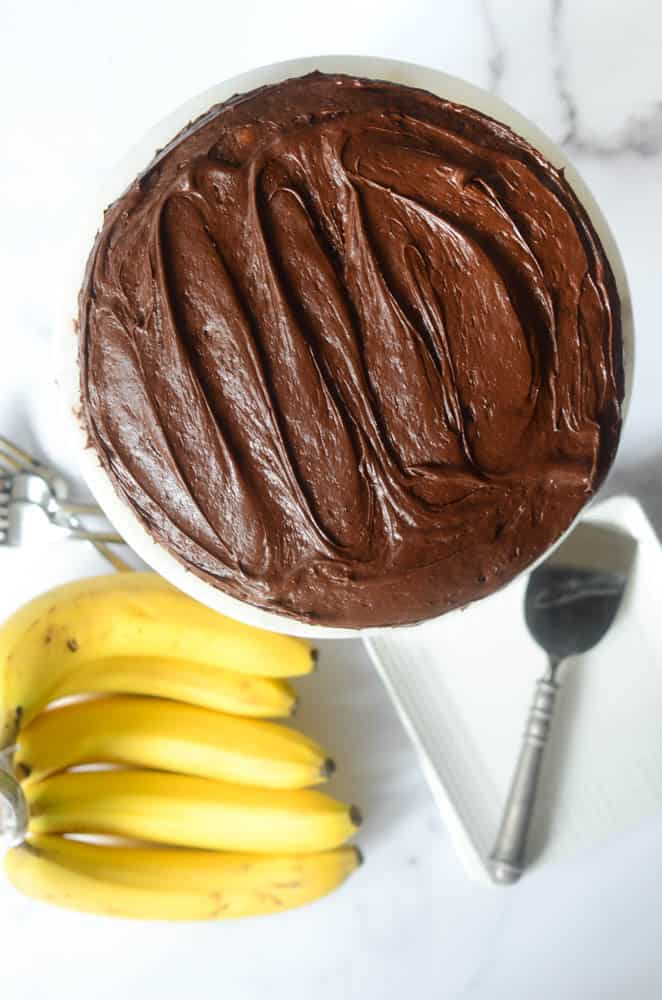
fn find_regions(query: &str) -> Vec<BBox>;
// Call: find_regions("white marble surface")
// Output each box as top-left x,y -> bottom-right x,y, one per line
1,1 -> 661,997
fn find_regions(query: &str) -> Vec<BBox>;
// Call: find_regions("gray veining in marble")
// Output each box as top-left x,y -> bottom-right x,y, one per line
482,0 -> 662,155
480,0 -> 507,93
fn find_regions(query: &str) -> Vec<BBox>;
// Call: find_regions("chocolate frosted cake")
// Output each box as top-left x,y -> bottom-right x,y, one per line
79,72 -> 623,628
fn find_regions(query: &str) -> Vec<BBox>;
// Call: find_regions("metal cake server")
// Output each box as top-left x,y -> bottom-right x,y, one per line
488,521 -> 638,884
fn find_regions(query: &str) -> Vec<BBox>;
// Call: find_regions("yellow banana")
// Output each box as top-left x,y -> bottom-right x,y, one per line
26,770 -> 361,853
39,655 -> 296,719
16,695 -> 334,789
0,573 -> 313,747
5,835 -> 361,920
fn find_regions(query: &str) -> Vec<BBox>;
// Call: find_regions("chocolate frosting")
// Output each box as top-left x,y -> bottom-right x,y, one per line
79,72 -> 623,628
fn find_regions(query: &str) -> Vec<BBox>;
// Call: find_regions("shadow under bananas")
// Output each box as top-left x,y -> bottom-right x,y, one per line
292,639 -> 426,849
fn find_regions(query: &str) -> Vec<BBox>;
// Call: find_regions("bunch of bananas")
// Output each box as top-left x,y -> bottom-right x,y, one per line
0,573 -> 361,920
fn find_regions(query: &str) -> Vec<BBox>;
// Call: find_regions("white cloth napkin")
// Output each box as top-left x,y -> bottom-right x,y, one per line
365,495 -> 662,882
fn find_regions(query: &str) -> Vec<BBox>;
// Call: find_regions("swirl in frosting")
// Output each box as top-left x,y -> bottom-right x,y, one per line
79,72 -> 623,627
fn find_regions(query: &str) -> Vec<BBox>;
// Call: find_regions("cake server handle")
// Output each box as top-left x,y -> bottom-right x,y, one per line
487,657 -> 562,884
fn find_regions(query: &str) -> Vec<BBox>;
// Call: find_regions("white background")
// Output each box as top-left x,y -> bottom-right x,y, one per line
1,1 -> 661,997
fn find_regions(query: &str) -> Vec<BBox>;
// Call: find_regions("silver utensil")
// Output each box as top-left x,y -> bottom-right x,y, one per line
8,468 -> 103,520
1,437 -> 97,515
6,469 -> 120,538
488,522 -> 637,884
0,753 -> 28,849
0,436 -> 128,570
